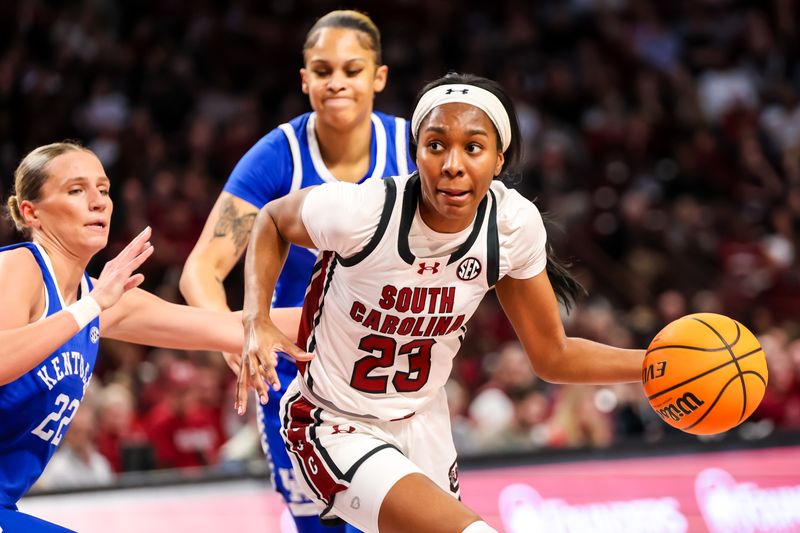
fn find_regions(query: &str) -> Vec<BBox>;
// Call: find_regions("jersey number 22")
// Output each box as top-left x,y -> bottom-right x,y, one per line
31,393 -> 80,446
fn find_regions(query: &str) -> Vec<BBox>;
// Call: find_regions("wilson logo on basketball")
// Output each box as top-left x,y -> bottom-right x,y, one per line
457,257 -> 481,281
656,392 -> 705,422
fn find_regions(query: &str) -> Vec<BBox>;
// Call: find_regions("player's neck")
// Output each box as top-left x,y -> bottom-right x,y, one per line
32,236 -> 90,305
315,115 -> 373,183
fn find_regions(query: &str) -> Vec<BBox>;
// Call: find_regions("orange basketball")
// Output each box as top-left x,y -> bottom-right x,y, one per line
642,313 -> 768,435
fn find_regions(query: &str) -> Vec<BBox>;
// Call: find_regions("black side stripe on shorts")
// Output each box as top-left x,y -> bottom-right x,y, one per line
310,408 -> 345,480
337,178 -> 398,267
320,443 -> 403,520
308,410 -> 402,484
343,443 -> 399,481
486,189 -> 500,287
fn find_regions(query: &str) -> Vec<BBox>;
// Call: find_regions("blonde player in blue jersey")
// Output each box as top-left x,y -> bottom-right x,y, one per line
0,142 -> 304,533
237,73 -> 648,533
180,10 -> 412,532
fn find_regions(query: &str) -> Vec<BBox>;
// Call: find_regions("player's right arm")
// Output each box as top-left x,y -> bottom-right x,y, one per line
237,188 -> 316,411
179,192 -> 259,311
237,180 -> 384,412
0,248 -> 77,385
0,227 -> 152,385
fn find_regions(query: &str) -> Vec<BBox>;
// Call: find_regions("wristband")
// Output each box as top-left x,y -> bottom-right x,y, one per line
65,296 -> 102,330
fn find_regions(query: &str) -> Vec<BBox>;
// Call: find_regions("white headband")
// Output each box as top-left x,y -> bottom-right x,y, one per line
411,83 -> 512,152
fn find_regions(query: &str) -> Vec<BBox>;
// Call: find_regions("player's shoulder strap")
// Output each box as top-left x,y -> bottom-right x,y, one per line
336,177 -> 399,267
374,112 -> 410,177
393,116 -> 409,176
277,122 -> 304,194
486,188 -> 500,287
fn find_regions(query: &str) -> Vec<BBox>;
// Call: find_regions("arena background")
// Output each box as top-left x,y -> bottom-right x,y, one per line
2,0 -> 800,531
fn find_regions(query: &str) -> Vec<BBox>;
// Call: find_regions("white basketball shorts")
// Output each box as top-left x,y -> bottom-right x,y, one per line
279,379 -> 461,532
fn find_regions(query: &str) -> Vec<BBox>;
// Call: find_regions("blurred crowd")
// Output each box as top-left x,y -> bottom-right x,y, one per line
1,0 -> 799,489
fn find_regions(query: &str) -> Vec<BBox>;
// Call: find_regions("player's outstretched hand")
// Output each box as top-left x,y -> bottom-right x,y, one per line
221,352 -> 243,375
236,317 -> 313,415
90,226 -> 154,310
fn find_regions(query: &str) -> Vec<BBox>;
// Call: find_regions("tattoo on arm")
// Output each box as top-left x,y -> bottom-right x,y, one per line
212,197 -> 257,256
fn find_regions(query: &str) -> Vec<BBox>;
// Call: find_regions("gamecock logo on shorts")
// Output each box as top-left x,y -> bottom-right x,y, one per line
449,460 -> 460,494
457,258 -> 481,281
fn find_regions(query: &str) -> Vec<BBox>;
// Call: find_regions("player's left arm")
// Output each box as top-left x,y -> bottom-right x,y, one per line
99,287 -> 302,352
495,272 -> 643,384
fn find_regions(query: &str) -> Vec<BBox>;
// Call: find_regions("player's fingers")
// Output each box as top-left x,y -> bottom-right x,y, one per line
280,343 -> 315,362
235,364 -> 249,415
123,273 -> 145,292
264,349 -> 281,391
123,243 -> 154,273
249,350 -> 271,406
265,367 -> 281,392
116,226 -> 152,261
223,353 -> 241,375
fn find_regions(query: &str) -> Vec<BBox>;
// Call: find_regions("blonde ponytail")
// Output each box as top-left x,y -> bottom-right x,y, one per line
5,195 -> 24,231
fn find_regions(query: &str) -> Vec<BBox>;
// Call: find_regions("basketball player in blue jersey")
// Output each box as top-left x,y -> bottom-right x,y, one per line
237,73 -> 647,533
180,10 -> 412,532
0,142 -> 306,533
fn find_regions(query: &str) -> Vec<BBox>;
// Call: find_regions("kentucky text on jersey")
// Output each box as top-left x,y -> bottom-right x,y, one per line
36,351 -> 91,391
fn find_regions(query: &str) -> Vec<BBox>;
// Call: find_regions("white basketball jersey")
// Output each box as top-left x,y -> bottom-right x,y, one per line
296,172 -> 546,421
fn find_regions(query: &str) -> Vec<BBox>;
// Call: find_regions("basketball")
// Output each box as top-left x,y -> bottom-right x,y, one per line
642,313 -> 768,435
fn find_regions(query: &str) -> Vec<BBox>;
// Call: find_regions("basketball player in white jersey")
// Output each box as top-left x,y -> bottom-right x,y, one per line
236,73 -> 646,533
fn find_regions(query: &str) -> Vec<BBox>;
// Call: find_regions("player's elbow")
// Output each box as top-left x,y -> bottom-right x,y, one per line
177,268 -> 192,301
178,256 -> 204,303
178,257 -> 194,293
527,337 -> 569,383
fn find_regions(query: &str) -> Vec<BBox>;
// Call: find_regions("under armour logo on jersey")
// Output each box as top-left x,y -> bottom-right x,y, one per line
90,326 -> 100,344
445,88 -> 469,95
457,257 -> 482,281
332,424 -> 356,434
417,262 -> 441,275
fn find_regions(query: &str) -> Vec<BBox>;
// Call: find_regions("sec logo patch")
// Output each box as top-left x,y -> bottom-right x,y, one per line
457,257 -> 481,281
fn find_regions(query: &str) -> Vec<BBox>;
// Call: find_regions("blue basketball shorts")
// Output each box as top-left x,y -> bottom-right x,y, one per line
0,507 -> 76,533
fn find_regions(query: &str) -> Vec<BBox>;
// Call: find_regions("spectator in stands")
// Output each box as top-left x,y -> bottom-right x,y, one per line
143,360 -> 225,468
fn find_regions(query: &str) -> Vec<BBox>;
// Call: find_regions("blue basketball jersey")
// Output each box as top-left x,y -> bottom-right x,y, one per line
223,111 -> 415,308
0,243 -> 99,509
